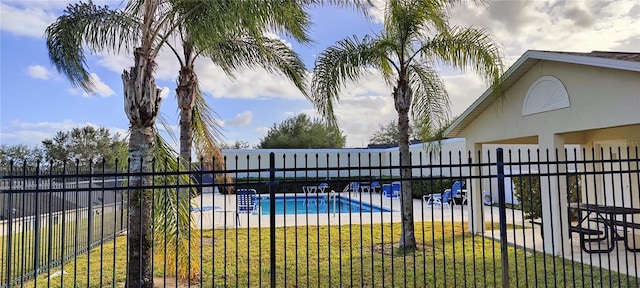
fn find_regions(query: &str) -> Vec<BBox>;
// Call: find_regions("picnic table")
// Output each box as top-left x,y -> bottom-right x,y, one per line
569,203 -> 640,253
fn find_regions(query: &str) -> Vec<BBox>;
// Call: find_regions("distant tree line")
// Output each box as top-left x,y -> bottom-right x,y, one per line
1,125 -> 127,171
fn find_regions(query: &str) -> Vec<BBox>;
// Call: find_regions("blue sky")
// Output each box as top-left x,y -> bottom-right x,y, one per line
1,0 -> 639,149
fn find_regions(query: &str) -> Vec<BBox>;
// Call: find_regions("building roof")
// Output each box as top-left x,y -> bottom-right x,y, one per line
445,50 -> 640,138
550,51 -> 640,62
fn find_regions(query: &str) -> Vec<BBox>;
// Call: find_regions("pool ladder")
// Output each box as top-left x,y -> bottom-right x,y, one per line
329,190 -> 337,217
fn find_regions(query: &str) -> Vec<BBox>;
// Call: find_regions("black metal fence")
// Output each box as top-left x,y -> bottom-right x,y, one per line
1,147 -> 639,287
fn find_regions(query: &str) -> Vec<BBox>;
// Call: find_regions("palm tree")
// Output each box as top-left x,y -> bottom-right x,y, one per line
311,0 -> 503,250
168,0 -> 371,166
45,1 -> 185,285
167,0 -> 310,167
154,2 -> 312,278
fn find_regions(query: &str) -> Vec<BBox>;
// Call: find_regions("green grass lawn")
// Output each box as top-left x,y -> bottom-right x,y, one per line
16,221 -> 639,288
0,209 -> 125,284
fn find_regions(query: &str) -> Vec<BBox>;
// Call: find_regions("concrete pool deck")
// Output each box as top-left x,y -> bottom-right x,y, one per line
189,191 -> 527,229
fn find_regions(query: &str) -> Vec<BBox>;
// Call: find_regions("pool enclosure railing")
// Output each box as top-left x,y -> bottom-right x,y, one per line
1,146 -> 639,287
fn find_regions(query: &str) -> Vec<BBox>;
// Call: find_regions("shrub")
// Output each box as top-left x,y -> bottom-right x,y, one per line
513,174 -> 581,221
411,178 -> 459,199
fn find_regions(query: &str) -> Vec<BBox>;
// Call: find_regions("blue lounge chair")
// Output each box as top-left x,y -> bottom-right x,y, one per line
360,181 -> 381,193
382,182 -> 400,198
318,182 -> 329,193
344,182 -> 361,193
236,188 -> 258,226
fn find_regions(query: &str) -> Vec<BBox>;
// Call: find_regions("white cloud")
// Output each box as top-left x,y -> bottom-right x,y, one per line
441,74 -> 487,118
96,46 -> 180,81
223,111 -> 253,127
27,65 -> 51,80
69,73 -> 115,98
0,1 -> 125,38
255,126 -> 269,134
449,0 -> 640,58
159,87 -> 170,99
0,2 -> 57,38
368,0 -> 386,24
0,130 -> 53,147
11,119 -> 92,131
96,53 -> 133,74
90,73 -> 115,97
195,60 -> 308,100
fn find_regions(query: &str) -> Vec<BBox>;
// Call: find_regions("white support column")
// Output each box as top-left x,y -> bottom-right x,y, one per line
468,143 -> 485,234
539,134 -> 569,255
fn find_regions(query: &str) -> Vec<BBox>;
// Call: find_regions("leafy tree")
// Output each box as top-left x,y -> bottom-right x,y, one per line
41,126 -> 127,170
0,144 -> 45,168
258,114 -> 346,149
369,120 -> 418,145
311,0 -> 503,249
221,140 -> 252,150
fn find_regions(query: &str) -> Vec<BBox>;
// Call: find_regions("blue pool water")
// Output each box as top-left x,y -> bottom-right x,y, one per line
258,195 -> 390,215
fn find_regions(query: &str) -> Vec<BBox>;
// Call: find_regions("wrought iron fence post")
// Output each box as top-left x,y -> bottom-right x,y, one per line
5,163 -> 14,285
497,148 -> 510,288
34,165 -> 41,276
269,152 -> 276,287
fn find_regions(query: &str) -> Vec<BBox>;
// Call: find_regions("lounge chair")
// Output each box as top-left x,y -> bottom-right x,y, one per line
424,181 -> 465,208
360,181 -> 381,193
344,182 -> 361,193
236,188 -> 258,226
382,182 -> 400,199
303,182 -> 329,193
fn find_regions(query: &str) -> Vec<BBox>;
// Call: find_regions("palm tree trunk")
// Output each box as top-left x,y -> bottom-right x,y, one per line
173,60 -> 201,280
123,44 -> 163,287
394,80 -> 417,250
177,64 -> 197,161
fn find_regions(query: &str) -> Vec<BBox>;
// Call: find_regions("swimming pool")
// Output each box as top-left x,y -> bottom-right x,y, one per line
258,195 -> 391,215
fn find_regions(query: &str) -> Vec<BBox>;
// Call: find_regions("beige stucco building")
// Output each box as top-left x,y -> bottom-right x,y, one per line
445,50 -> 640,254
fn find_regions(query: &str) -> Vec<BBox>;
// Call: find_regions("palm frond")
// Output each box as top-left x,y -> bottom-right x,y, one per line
384,0 -> 450,42
311,35 -> 384,125
421,26 -> 504,90
191,88 -> 224,160
45,1 -> 140,93
201,35 -> 309,97
190,89 -> 235,193
174,0 -> 312,46
407,63 -> 449,142
156,115 -> 179,146
151,128 -> 202,279
374,33 -> 401,84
